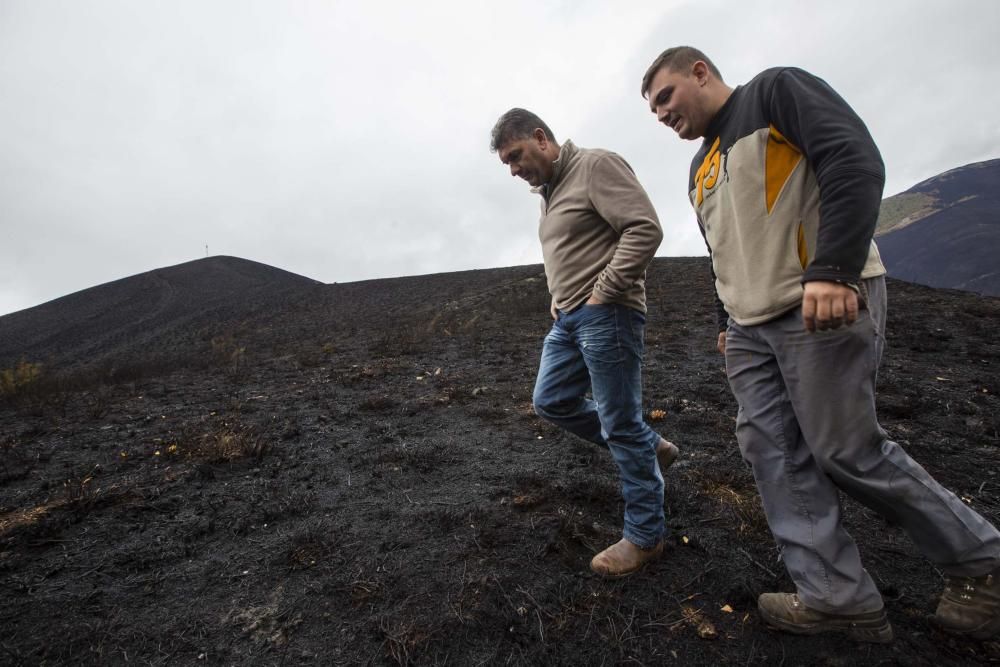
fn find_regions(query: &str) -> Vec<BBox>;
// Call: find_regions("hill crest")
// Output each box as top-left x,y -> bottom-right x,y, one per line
0,255 -> 320,368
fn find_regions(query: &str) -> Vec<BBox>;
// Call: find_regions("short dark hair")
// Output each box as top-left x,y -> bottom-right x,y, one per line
489,108 -> 557,153
640,46 -> 724,98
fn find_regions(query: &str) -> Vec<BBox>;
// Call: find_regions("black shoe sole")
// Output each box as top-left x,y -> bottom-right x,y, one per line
759,607 -> 894,644
931,614 -> 1000,641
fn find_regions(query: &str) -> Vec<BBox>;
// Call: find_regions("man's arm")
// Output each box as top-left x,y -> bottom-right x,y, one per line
768,68 -> 885,284
587,154 -> 663,303
767,68 -> 884,331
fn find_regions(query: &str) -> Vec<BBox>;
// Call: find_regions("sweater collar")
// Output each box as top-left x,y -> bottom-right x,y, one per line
703,87 -> 740,141
532,139 -> 577,196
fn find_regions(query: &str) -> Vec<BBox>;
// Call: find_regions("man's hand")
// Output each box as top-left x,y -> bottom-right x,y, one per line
801,280 -> 859,332
717,331 -> 726,355
550,298 -> 558,320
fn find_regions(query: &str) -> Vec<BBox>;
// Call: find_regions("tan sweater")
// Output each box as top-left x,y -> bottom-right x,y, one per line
536,141 -> 663,313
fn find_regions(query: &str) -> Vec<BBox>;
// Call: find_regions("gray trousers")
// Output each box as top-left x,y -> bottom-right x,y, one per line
725,275 -> 1000,613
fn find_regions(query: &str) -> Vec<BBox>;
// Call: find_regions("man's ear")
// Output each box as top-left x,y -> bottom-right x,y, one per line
692,60 -> 709,85
533,127 -> 548,148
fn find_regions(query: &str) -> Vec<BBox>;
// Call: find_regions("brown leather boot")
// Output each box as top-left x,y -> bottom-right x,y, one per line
758,593 -> 893,643
590,538 -> 663,578
656,439 -> 680,471
933,567 -> 1000,639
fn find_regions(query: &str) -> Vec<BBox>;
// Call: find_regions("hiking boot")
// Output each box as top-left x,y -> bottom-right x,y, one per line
933,567 -> 1000,639
590,538 -> 663,578
656,439 -> 679,471
758,593 -> 893,643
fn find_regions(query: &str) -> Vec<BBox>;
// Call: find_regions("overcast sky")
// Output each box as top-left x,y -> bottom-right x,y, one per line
2,0 -> 998,315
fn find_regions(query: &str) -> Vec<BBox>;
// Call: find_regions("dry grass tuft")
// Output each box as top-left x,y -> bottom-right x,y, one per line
698,478 -> 768,536
188,422 -> 269,463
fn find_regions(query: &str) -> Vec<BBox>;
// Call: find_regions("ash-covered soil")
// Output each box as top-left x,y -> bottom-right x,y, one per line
1,257 -> 998,665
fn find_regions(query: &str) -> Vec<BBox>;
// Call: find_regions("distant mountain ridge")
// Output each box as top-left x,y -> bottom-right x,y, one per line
0,254 -> 548,371
876,158 -> 1000,296
0,256 -> 320,368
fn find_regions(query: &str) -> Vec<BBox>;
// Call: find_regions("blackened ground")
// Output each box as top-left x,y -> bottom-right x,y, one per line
0,258 -> 998,665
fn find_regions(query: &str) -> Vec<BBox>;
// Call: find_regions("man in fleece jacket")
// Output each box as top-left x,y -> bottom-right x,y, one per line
490,107 -> 680,577
641,45 -> 1000,642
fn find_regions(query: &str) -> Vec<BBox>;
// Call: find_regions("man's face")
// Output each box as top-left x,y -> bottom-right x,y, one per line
498,132 -> 554,187
647,65 -> 710,140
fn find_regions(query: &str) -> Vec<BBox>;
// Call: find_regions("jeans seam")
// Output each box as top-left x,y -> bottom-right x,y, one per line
609,305 -> 662,546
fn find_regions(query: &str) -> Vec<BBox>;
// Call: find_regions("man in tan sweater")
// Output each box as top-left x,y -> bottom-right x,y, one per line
490,108 -> 678,577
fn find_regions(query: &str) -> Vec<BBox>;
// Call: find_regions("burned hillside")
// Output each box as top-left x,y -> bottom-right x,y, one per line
0,257 -> 998,665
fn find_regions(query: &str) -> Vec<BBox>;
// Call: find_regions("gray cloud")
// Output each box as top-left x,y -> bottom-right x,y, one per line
2,0 -> 998,315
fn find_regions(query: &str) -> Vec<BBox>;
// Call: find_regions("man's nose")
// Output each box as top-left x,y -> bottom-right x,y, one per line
509,163 -> 520,177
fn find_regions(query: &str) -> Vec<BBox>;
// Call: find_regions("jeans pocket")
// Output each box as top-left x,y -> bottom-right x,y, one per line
577,305 -> 623,364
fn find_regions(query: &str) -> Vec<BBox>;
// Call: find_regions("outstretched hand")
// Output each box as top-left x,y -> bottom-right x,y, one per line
801,281 -> 859,332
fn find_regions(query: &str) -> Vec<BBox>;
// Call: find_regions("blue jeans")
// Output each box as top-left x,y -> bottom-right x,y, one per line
532,303 -> 665,548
